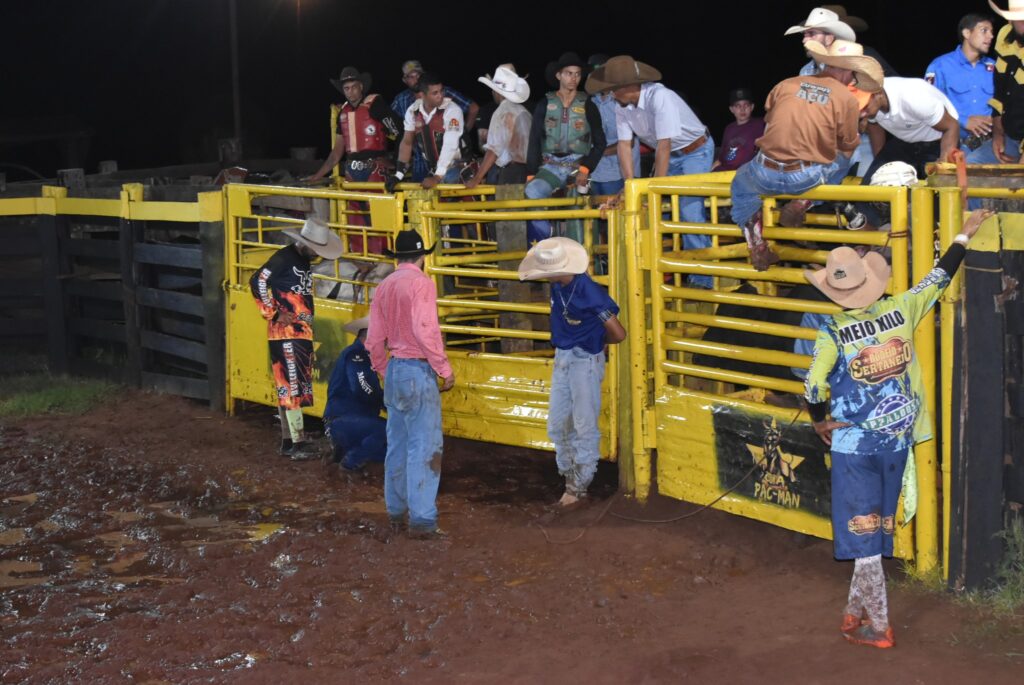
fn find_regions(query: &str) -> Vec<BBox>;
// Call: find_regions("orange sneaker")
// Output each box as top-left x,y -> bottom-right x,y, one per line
840,613 -> 863,634
844,624 -> 895,649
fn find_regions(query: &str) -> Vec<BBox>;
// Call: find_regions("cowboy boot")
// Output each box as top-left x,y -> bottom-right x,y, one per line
778,199 -> 814,228
741,211 -> 780,272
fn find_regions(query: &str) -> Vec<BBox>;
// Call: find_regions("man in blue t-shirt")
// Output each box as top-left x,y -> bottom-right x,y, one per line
324,316 -> 386,471
518,238 -> 626,507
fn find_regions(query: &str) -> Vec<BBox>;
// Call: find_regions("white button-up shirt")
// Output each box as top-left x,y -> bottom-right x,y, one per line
404,97 -> 464,177
615,82 -> 706,151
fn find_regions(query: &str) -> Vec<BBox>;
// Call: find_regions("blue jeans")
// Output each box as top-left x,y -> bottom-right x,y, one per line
964,134 -> 1020,209
383,359 -> 444,530
730,154 -> 848,229
666,137 -> 715,287
329,415 -> 387,469
547,347 -> 605,494
590,178 -> 624,196
525,153 -> 583,244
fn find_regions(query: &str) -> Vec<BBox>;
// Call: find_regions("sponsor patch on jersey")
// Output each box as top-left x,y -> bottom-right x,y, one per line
573,119 -> 586,131
849,337 -> 913,384
448,118 -> 460,130
364,123 -> 377,135
547,103 -> 557,110
863,393 -> 918,435
571,106 -> 586,114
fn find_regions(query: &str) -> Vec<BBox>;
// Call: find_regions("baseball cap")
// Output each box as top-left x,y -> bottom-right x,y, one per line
729,87 -> 755,105
401,60 -> 424,76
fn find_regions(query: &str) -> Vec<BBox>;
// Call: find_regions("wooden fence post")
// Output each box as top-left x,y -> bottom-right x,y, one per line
200,218 -> 227,411
38,213 -> 71,375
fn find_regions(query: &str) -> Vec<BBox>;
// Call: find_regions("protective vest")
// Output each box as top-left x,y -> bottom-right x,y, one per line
339,94 -> 387,154
543,92 -> 591,156
413,105 -> 451,166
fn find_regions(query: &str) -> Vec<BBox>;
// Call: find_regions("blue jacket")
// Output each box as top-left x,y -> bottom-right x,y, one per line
325,338 -> 383,421
925,47 -> 995,138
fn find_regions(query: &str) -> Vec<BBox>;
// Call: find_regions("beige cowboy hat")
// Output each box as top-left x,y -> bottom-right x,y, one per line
805,246 -> 890,309
821,5 -> 869,32
804,40 -> 884,93
343,315 -> 370,335
518,237 -> 589,281
990,0 -> 1024,20
478,64 -> 531,104
784,7 -> 857,41
584,55 -> 662,95
283,217 -> 344,260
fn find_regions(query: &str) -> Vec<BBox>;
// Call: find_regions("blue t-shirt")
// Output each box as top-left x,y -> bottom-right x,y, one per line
550,273 -> 619,354
324,338 -> 383,421
925,47 -> 995,138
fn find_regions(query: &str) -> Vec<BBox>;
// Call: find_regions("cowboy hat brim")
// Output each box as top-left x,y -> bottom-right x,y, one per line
331,71 -> 372,94
989,0 -> 1024,20
584,61 -> 662,95
282,227 -> 344,260
805,41 -> 884,93
383,242 -> 436,259
517,239 -> 589,281
343,315 -> 370,335
478,75 -> 530,104
783,20 -> 856,42
804,251 -> 890,309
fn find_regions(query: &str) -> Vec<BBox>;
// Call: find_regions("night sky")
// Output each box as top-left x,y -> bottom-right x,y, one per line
3,1 -> 1003,179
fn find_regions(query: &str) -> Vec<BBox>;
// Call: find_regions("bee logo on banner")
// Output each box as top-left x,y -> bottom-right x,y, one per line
712,405 -> 831,516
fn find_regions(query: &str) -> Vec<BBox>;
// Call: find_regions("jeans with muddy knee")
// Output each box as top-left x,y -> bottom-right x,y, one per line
547,347 -> 605,495
383,359 -> 443,530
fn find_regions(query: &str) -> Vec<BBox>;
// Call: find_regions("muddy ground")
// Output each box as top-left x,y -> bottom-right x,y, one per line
1,392 -> 1022,684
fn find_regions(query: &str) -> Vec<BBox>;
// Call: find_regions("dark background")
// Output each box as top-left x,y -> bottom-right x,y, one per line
1,0 -> 1003,179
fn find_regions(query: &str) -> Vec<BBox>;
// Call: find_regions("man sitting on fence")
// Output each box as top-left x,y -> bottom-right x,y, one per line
729,40 -> 883,271
804,208 -> 992,648
250,217 -> 342,460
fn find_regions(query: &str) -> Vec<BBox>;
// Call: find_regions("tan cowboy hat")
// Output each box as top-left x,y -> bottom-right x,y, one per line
478,64 -> 530,104
784,7 -> 857,41
990,0 -> 1024,20
283,217 -> 344,260
518,237 -> 589,281
343,315 -> 370,335
584,55 -> 662,95
805,247 -> 890,309
805,40 -> 884,93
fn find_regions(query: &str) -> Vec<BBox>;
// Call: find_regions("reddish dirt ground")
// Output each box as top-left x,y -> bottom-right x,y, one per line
1,392 -> 1022,683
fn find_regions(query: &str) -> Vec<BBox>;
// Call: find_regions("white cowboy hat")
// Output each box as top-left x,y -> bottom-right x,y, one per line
283,217 -> 343,260
784,7 -> 857,42
478,64 -> 530,104
990,0 -> 1024,20
518,237 -> 589,281
804,40 -> 884,93
805,246 -> 890,309
343,315 -> 370,335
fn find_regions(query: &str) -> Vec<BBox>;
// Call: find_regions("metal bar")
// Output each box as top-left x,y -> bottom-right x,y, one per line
660,220 -> 893,245
661,333 -> 810,368
661,360 -> 806,395
437,297 -> 549,315
661,284 -> 842,314
434,250 -> 527,266
419,209 -> 603,221
440,323 -> 550,340
662,310 -> 818,340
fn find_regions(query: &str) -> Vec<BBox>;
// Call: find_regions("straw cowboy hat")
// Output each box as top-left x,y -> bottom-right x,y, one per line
518,237 -> 589,281
990,0 -> 1024,20
478,64 -> 531,104
283,217 -> 343,260
804,40 -> 884,92
784,7 -> 857,42
584,55 -> 662,95
821,5 -> 869,32
330,66 -> 372,94
384,229 -> 435,259
805,247 -> 890,309
343,315 -> 370,335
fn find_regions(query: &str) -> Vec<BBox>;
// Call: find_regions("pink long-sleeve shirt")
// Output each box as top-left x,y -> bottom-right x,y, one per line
367,262 -> 452,378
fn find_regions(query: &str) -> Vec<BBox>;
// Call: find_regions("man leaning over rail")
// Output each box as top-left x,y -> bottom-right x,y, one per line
367,230 -> 454,539
518,238 -> 626,507
729,40 -> 883,271
250,217 -> 343,461
804,208 -> 994,649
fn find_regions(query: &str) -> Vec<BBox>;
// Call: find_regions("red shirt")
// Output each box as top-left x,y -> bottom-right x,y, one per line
367,263 -> 452,378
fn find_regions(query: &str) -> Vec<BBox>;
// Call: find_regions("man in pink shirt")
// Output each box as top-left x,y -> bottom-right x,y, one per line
367,229 -> 454,539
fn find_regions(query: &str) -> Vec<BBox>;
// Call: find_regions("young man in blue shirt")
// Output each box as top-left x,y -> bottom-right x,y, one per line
518,238 -> 626,507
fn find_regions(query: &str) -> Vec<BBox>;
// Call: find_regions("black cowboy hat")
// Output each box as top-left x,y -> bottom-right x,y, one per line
330,66 -> 372,94
544,52 -> 587,88
384,229 -> 436,258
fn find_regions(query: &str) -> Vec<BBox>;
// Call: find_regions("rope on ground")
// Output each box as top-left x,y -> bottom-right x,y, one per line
533,493 -> 620,545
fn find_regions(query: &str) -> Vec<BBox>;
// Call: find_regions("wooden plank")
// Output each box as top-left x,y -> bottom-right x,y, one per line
68,317 -> 126,343
65,279 -> 124,302
153,315 -> 206,342
140,329 -> 208,364
136,286 -> 204,317
134,242 -> 202,269
141,371 -> 210,400
64,238 -> 120,260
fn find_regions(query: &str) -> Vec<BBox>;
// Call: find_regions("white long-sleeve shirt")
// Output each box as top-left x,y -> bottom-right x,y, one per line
404,97 -> 464,178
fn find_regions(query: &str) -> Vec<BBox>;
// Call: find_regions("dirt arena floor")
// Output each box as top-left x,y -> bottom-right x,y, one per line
1,392 -> 1022,683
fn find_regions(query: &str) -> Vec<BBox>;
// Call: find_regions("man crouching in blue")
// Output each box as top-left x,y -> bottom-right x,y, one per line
325,315 -> 387,471
519,237 -> 627,507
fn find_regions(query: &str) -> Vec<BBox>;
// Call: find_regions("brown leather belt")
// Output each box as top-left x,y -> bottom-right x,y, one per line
672,134 -> 707,156
759,156 -> 805,172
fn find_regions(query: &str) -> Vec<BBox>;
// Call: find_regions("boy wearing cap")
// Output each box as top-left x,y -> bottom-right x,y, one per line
712,88 -> 766,172
250,217 -> 343,461
518,238 -> 626,506
805,208 -> 992,648
325,315 -> 386,471
367,229 -> 454,538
